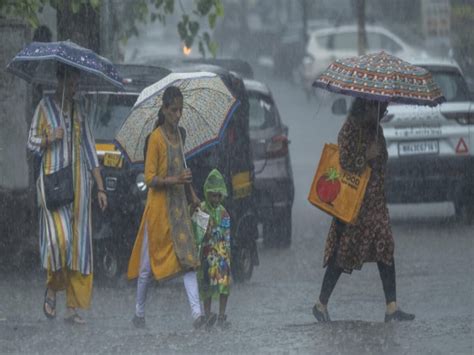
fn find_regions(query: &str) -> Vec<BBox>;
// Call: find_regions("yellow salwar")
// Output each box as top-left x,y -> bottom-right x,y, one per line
127,128 -> 199,281
47,269 -> 93,309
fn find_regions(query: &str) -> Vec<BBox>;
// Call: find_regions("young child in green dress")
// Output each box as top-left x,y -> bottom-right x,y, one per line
197,169 -> 232,329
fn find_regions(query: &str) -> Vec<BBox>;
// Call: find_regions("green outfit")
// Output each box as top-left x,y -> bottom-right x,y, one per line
197,169 -> 231,299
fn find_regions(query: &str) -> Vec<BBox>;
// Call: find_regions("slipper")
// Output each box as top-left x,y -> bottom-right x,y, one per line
43,289 -> 56,320
64,313 -> 86,325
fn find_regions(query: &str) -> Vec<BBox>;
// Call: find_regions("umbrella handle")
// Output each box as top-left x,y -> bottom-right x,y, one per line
177,128 -> 187,169
376,101 -> 380,143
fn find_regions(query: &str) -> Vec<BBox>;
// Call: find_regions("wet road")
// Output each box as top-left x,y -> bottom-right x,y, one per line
0,68 -> 472,354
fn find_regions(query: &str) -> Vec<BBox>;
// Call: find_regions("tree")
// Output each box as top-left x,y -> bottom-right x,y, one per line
355,0 -> 367,55
0,0 -> 223,57
451,0 -> 474,79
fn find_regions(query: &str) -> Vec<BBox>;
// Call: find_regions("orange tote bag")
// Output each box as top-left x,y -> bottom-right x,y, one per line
308,143 -> 371,224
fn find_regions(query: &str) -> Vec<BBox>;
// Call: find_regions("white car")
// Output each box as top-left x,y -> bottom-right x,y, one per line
301,25 -> 420,94
381,58 -> 474,222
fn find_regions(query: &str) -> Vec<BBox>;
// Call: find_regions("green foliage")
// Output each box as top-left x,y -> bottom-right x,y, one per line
451,1 -> 474,73
127,0 -> 223,57
0,0 -> 223,57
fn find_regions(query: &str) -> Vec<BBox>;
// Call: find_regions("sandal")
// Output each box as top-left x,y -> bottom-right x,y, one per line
64,312 -> 86,325
43,289 -> 56,320
216,314 -> 231,330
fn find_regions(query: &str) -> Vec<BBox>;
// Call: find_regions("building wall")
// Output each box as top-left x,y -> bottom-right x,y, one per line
0,20 -> 31,190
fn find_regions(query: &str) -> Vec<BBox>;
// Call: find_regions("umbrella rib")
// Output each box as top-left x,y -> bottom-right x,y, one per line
184,103 -> 216,133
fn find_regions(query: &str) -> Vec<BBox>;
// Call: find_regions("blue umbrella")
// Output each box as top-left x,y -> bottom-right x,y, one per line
6,40 -> 124,90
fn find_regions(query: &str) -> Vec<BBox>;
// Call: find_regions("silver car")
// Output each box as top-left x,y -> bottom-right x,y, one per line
301,25 -> 419,97
381,58 -> 474,222
244,79 -> 295,247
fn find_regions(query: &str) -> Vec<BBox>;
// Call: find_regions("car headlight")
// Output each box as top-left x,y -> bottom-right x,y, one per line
135,173 -> 147,192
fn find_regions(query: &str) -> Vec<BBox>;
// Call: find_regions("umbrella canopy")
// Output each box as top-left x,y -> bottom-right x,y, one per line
6,40 -> 123,90
313,51 -> 445,106
115,71 -> 240,164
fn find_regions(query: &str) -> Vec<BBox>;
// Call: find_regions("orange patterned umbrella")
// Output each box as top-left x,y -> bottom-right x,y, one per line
313,51 -> 445,106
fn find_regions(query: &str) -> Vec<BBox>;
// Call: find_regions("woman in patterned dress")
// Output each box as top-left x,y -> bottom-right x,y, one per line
312,98 -> 415,323
28,64 -> 107,324
127,86 -> 204,329
197,169 -> 232,329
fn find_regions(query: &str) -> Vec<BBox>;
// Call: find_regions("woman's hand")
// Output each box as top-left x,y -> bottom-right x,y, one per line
51,127 -> 64,141
366,142 -> 379,160
45,126 -> 64,146
97,190 -> 108,211
175,168 -> 193,185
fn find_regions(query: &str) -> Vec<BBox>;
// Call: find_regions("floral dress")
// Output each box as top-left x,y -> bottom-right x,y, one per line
323,117 -> 395,273
198,202 -> 232,298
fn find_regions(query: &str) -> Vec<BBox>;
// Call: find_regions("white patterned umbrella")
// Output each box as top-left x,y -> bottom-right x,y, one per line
115,71 -> 239,165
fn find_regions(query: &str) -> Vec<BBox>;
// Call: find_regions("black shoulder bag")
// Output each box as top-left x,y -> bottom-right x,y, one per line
43,104 -> 74,210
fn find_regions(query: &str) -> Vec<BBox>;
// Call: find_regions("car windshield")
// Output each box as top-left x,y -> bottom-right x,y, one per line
427,68 -> 471,102
86,93 -> 138,140
248,93 -> 277,129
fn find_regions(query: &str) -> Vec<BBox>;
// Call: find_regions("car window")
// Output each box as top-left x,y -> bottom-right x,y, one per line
367,33 -> 383,50
333,32 -> 358,51
367,33 -> 402,52
429,69 -> 470,102
86,93 -> 137,140
380,34 -> 402,52
248,93 -> 277,130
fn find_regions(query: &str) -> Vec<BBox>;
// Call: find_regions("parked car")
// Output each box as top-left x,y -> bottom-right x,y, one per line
301,25 -> 419,96
88,63 -> 259,282
382,58 -> 474,223
331,58 -> 474,223
244,79 -> 294,247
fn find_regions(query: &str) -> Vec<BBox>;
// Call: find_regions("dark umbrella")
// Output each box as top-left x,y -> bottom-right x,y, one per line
313,51 -> 445,106
6,40 -> 123,90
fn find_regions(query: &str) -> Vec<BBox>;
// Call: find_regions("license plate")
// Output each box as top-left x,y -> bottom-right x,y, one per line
103,153 -> 123,168
398,140 -> 439,156
394,126 -> 441,138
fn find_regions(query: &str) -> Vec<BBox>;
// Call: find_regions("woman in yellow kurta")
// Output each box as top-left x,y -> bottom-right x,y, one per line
128,86 -> 204,329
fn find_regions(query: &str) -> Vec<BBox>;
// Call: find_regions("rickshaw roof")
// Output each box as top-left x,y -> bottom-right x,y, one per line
83,64 -> 171,93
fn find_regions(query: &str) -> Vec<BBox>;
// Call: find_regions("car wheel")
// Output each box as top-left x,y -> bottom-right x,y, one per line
275,207 -> 292,248
263,207 -> 292,248
96,240 -> 121,283
454,201 -> 474,225
232,216 -> 257,282
233,245 -> 254,282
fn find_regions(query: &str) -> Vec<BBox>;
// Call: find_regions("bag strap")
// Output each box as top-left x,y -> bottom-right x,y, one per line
70,102 -> 74,159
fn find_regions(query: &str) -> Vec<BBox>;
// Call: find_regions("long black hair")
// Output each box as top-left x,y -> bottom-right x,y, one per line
144,86 -> 185,159
349,97 -> 388,123
155,85 -> 183,128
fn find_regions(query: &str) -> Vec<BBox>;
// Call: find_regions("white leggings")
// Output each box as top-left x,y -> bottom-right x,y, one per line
135,225 -> 202,319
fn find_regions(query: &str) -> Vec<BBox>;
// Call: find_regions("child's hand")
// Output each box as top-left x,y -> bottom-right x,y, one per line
190,198 -> 201,213
206,219 -> 214,236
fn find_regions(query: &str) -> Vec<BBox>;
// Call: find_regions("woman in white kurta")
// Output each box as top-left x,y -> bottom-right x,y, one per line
27,65 -> 107,324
